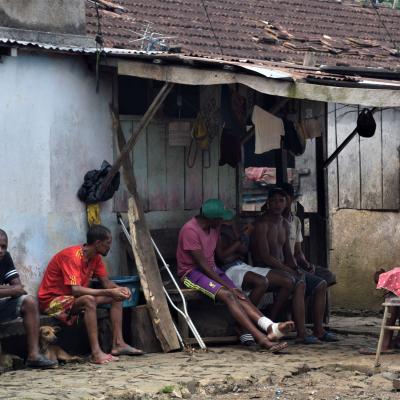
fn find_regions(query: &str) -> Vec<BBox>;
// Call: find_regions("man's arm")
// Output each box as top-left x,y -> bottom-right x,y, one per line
0,277 -> 26,298
251,222 -> 294,274
189,250 -> 235,289
294,242 -> 312,271
216,234 -> 243,263
70,283 -> 129,301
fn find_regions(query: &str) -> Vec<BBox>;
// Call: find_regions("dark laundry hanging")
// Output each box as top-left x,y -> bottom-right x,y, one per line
219,128 -> 242,168
282,119 -> 306,156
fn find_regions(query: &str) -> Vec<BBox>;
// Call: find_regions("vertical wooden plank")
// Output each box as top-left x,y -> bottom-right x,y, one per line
219,163 -> 236,209
147,122 -> 167,211
132,120 -> 149,211
203,134 -> 219,201
382,108 -> 400,209
326,103 -> 338,211
336,104 -> 360,208
360,109 -> 383,209
128,197 -> 180,352
184,143 -> 203,210
218,122 -> 236,210
201,85 -> 221,202
166,142 -> 185,210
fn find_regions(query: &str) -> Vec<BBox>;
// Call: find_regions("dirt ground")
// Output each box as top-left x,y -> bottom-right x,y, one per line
0,316 -> 399,400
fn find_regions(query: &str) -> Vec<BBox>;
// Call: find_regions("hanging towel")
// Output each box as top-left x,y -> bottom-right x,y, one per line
297,118 -> 321,139
251,105 -> 284,154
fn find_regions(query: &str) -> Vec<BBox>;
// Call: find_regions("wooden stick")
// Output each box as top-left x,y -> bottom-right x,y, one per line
128,196 -> 180,352
100,81 -> 174,196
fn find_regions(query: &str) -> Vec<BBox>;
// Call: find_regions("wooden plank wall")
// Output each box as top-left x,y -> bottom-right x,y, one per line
327,104 -> 400,210
119,86 -> 236,227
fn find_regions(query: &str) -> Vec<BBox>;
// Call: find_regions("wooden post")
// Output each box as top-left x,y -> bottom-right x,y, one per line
128,196 -> 180,352
100,81 -> 175,196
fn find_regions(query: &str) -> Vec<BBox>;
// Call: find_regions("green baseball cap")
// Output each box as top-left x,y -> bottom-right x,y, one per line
201,199 -> 235,221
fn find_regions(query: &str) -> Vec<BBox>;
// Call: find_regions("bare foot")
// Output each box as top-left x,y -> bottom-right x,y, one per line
267,321 -> 295,341
111,344 -> 144,356
90,352 -> 119,365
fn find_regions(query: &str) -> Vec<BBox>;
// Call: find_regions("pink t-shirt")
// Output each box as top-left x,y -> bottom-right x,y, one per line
176,217 -> 220,278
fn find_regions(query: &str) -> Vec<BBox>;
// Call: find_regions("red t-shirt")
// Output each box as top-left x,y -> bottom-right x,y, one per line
38,245 -> 108,310
176,217 -> 220,278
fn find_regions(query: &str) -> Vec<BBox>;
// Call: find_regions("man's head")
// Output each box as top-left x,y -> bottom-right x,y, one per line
266,187 -> 287,216
87,224 -> 112,256
200,199 -> 234,229
0,229 -> 8,261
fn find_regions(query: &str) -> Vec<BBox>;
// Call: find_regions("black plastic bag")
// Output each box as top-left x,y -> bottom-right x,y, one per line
357,108 -> 376,138
77,160 -> 120,204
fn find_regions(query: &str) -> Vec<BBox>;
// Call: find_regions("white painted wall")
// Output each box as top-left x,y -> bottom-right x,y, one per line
0,51 -> 122,294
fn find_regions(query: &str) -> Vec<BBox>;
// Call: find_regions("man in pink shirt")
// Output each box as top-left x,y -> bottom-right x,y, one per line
177,199 -> 292,352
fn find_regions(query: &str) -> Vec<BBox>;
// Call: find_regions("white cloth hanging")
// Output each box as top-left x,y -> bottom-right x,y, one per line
251,105 -> 284,154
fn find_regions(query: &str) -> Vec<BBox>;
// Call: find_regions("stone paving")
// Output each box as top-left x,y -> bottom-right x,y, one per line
0,317 -> 399,400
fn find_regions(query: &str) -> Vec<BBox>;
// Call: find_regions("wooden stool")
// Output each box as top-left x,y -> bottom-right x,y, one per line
375,297 -> 400,367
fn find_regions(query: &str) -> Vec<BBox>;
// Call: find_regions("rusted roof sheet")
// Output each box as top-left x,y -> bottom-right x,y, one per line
85,0 -> 400,71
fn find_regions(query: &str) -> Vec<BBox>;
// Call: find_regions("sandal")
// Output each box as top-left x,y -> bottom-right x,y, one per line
319,331 -> 339,342
295,335 -> 321,345
26,355 -> 58,369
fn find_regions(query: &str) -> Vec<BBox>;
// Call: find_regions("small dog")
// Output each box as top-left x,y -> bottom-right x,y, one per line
39,326 -> 82,364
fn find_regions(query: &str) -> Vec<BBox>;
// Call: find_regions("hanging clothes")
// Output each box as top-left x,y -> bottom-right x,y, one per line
296,118 -> 322,140
221,85 -> 246,137
282,118 -> 306,156
219,128 -> 241,168
251,105 -> 284,154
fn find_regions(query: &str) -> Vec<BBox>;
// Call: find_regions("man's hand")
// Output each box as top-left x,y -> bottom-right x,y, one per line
10,285 -> 27,298
230,288 -> 247,300
307,263 -> 316,274
241,224 -> 254,237
108,287 -> 131,301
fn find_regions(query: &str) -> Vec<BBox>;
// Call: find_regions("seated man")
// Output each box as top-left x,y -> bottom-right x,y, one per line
281,183 -> 338,343
177,198 -> 293,352
216,216 -> 293,320
38,224 -> 143,364
0,229 -> 56,368
252,187 -> 335,344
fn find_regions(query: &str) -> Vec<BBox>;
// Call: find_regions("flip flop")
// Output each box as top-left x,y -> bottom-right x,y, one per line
25,355 -> 58,369
90,354 -> 119,365
319,331 -> 339,342
269,341 -> 288,354
259,341 -> 288,353
294,335 -> 321,345
111,347 -> 144,356
359,347 -> 394,355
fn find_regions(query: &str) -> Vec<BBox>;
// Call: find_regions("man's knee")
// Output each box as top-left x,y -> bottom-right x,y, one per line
218,288 -> 236,304
315,280 -> 327,294
79,295 -> 96,310
295,281 -> 306,294
21,295 -> 38,314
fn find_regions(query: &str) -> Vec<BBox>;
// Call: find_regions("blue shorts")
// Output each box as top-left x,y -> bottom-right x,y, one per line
0,295 -> 27,323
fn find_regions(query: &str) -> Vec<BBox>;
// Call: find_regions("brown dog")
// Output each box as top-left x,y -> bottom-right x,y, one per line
39,326 -> 82,364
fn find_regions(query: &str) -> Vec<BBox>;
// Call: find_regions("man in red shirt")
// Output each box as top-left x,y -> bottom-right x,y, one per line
38,224 -> 143,364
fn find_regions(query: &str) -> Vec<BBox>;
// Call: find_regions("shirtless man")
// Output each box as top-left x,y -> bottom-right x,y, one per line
216,217 -> 293,321
251,187 -> 320,344
281,182 -> 338,343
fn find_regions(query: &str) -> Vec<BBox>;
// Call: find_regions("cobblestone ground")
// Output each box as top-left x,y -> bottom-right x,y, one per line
0,317 -> 399,400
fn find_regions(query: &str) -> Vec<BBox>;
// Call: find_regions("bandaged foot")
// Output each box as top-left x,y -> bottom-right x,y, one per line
267,321 -> 295,341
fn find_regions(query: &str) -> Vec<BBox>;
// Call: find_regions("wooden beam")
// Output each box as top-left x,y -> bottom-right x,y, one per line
100,81 -> 174,196
109,105 -> 137,195
128,196 -> 180,352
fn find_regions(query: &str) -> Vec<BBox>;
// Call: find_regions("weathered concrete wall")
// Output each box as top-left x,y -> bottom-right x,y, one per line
0,0 -> 86,34
330,209 -> 400,310
0,51 -> 123,295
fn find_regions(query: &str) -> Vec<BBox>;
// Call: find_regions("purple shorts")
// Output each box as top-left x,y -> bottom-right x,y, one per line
182,267 -> 236,300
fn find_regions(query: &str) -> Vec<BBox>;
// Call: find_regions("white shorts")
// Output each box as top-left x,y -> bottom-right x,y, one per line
224,261 -> 271,290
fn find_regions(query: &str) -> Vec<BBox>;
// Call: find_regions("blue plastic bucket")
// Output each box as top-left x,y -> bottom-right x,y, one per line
93,275 -> 140,308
